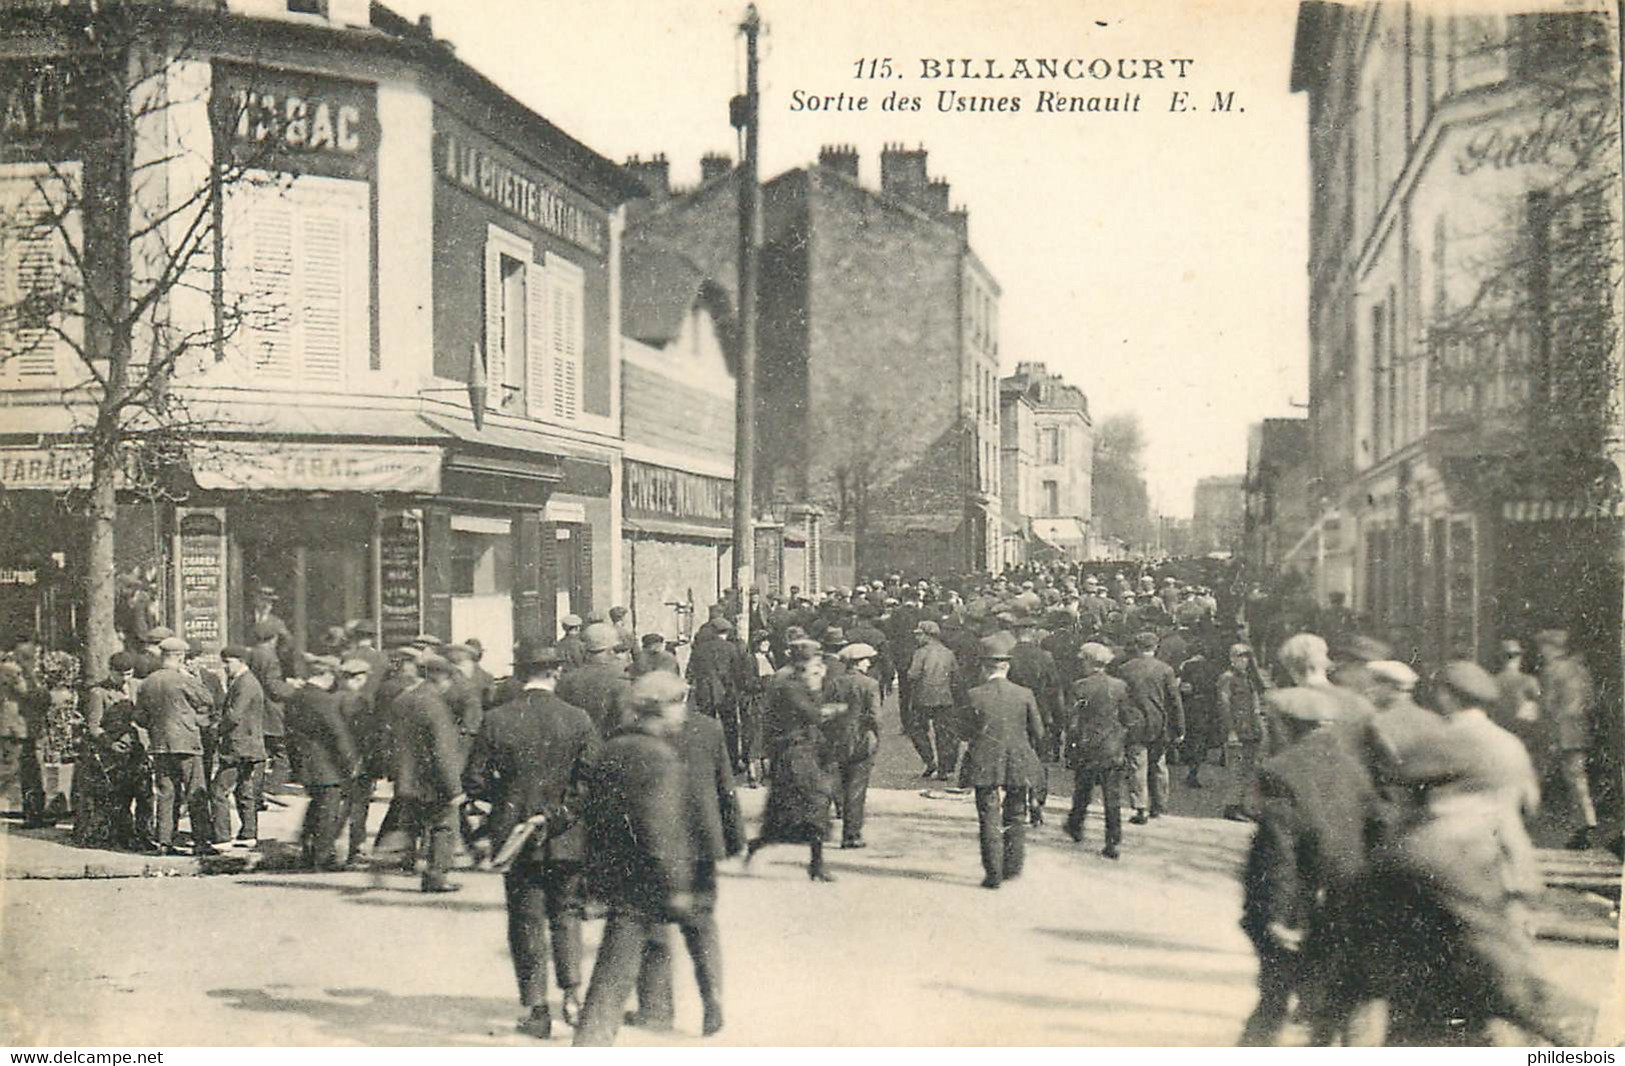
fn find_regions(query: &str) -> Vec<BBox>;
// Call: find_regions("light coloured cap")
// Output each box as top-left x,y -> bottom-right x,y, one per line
582,622 -> 622,653
629,670 -> 688,712
839,642 -> 878,662
339,658 -> 372,676
1365,660 -> 1418,691
560,614 -> 584,630
1080,642 -> 1115,666
158,636 -> 189,654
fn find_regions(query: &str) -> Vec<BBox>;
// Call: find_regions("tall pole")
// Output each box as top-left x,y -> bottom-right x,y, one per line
732,5 -> 761,645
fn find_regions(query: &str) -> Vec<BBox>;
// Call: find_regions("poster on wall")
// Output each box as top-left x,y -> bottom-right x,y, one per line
378,510 -> 424,649
175,508 -> 227,649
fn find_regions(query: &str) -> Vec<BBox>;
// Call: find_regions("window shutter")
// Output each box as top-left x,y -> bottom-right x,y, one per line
248,194 -> 296,380
483,240 -> 504,411
574,522 -> 593,616
298,205 -> 344,384
548,263 -> 583,420
0,172 -> 70,386
525,260 -> 548,418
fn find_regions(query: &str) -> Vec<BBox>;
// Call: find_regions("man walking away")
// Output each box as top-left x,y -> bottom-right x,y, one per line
963,634 -> 1045,889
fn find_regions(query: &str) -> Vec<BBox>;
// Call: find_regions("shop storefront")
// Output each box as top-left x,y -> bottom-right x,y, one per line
623,458 -> 730,642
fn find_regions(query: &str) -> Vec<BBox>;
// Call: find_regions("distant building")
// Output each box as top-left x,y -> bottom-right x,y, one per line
998,385 -> 1037,567
1191,476 -> 1246,556
622,143 -> 1002,579
1000,362 -> 1093,560
1244,418 -> 1313,575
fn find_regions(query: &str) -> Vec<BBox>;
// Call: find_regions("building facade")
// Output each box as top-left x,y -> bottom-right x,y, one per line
1292,2 -> 1621,681
1191,475 -> 1246,557
0,0 -> 643,673
622,143 -> 1002,579
998,384 -> 1037,567
1000,361 -> 1093,559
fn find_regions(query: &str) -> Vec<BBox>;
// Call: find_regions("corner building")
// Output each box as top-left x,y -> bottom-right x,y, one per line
0,0 -> 643,673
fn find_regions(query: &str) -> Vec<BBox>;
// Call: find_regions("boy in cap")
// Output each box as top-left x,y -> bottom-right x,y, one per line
832,642 -> 882,849
557,615 -> 587,669
906,619 -> 959,779
1066,642 -> 1133,859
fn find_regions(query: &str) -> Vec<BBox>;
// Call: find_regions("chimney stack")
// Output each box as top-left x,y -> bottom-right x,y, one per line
880,142 -> 930,207
817,144 -> 859,180
925,177 -> 951,215
699,152 -> 733,183
622,152 -> 671,201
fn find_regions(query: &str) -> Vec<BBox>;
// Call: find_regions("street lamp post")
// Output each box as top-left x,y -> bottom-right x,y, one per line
731,5 -> 761,644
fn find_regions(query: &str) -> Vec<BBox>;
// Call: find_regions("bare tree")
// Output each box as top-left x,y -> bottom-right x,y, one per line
0,2 -> 282,677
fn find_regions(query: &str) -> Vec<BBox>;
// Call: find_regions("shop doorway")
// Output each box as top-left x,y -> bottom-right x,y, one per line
451,514 -> 514,677
236,500 -> 373,655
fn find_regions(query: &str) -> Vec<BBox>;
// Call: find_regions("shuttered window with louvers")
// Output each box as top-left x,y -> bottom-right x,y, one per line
0,163 -> 79,389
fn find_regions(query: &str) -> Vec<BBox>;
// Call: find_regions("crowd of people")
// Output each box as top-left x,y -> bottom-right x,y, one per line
0,556 -> 1614,1045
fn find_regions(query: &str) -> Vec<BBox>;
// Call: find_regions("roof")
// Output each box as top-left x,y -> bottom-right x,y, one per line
620,237 -> 735,349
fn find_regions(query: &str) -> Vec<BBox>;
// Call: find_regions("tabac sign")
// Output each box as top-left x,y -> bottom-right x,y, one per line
212,62 -> 378,182
191,444 -> 442,494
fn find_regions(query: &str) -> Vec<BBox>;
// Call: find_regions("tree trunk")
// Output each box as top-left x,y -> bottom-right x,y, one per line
82,461 -> 119,681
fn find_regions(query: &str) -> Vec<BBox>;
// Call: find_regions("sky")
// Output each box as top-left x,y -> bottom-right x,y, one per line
385,0 -> 1311,518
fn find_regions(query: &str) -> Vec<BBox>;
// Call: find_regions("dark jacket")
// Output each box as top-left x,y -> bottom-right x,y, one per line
961,677 -> 1045,788
247,643 -> 297,738
217,669 -> 267,761
1008,641 -> 1064,729
584,728 -> 691,914
1068,672 -> 1134,770
389,681 -> 463,802
445,674 -> 484,741
286,685 -> 358,787
672,712 -> 745,862
1118,655 -> 1185,744
687,632 -> 741,713
823,668 -> 881,765
463,686 -> 599,865
133,667 -> 213,756
556,660 -> 632,738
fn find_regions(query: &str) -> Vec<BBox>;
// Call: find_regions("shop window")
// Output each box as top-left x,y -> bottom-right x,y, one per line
451,519 -> 514,597
0,163 -> 79,388
224,171 -> 369,387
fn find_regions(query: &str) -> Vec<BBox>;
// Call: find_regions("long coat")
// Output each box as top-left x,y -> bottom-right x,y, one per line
584,728 -> 690,915
758,678 -> 834,843
961,677 -> 1044,789
672,712 -> 745,862
556,661 -> 632,738
389,682 -> 463,802
285,686 -> 358,787
462,687 -> 599,864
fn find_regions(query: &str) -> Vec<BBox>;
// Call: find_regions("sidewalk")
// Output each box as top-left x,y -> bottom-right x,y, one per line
0,794 -> 311,880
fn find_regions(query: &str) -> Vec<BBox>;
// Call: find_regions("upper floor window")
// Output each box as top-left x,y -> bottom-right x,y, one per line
1041,425 -> 1061,465
224,171 -> 369,388
1042,480 -> 1059,516
481,225 -> 584,422
0,163 -> 79,390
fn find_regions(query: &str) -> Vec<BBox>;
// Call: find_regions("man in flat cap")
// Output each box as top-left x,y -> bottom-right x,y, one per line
248,621 -> 302,807
574,671 -> 696,1046
210,645 -> 266,849
962,633 -> 1045,889
830,641 -> 882,849
1119,630 -> 1185,825
1535,629 -> 1598,850
375,647 -> 464,892
1363,661 -> 1591,1044
285,655 -> 358,869
465,638 -> 599,1038
134,636 -> 216,854
557,622 -> 632,738
1066,642 -> 1134,859
906,619 -> 959,780
632,633 -> 679,678
557,615 -> 587,670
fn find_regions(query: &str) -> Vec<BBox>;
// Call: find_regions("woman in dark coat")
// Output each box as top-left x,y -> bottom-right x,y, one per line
746,643 -> 840,880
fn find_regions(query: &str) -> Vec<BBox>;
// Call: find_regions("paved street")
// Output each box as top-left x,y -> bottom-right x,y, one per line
2,700 -> 1618,1047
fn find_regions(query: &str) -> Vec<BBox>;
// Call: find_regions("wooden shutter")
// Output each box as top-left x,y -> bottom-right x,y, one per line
248,193 -> 296,380
483,240 -> 504,411
525,259 -> 548,418
298,203 -> 344,384
0,170 -> 72,386
548,259 -> 583,420
574,522 -> 593,616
